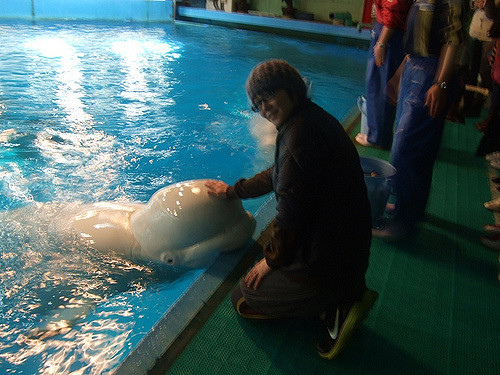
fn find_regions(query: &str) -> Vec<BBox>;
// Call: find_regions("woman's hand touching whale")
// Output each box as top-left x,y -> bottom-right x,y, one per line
205,179 -> 230,199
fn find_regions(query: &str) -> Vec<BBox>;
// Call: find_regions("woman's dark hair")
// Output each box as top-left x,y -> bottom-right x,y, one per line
246,59 -> 307,105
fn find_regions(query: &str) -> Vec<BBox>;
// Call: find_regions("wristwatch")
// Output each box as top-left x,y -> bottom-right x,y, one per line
435,81 -> 447,90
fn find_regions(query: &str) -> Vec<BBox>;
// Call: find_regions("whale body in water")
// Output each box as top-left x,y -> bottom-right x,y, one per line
66,179 -> 256,268
11,179 -> 255,339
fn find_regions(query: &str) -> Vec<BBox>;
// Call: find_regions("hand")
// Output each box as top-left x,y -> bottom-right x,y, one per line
374,43 -> 386,67
205,179 -> 229,199
424,84 -> 447,118
474,0 -> 485,9
244,258 -> 272,290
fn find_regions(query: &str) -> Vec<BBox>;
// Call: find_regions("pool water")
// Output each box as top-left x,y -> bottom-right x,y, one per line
0,19 -> 367,374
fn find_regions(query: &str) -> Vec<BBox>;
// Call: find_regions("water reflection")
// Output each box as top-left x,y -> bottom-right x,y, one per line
0,30 -> 190,374
110,38 -> 181,119
0,202 -> 185,373
22,36 -> 126,202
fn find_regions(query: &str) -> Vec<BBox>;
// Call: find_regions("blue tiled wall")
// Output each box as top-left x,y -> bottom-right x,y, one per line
0,0 -> 174,22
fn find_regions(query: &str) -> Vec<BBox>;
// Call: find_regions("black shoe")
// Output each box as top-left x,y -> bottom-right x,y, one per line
316,290 -> 379,359
317,307 -> 345,356
372,218 -> 414,241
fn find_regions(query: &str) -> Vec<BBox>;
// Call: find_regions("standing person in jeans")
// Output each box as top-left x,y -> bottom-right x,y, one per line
206,60 -> 378,359
373,0 -> 465,240
355,0 -> 411,150
476,0 -> 500,156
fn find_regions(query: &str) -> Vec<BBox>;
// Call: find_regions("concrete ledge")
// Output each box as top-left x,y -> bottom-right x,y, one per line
176,7 -> 370,47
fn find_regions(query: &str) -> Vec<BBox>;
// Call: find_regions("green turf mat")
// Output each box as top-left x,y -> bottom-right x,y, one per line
161,118 -> 500,375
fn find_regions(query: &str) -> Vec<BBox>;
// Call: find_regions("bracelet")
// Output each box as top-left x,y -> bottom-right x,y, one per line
376,41 -> 387,48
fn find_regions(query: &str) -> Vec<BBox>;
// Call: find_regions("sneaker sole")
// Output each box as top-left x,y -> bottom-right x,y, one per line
318,289 -> 379,360
235,297 -> 280,320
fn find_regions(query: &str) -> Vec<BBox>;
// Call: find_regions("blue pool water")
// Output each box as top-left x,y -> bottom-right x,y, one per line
0,19 -> 367,374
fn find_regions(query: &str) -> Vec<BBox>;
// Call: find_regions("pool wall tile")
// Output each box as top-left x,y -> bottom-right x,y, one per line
0,0 -> 174,22
0,0 -> 33,20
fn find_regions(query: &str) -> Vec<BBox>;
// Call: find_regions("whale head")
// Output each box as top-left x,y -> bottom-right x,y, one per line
129,179 -> 256,268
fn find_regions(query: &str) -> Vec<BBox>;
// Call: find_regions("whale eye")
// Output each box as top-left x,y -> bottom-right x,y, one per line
166,258 -> 173,264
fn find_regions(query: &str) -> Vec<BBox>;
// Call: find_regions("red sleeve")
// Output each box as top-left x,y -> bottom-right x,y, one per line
377,0 -> 411,30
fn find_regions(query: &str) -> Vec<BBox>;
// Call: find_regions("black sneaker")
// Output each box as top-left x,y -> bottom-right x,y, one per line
317,289 -> 379,359
317,307 -> 345,356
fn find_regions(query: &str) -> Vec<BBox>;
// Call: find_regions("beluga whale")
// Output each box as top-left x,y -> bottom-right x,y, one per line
66,179 -> 256,268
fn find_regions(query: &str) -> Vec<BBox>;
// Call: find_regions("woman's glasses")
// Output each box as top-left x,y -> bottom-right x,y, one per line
251,90 -> 276,112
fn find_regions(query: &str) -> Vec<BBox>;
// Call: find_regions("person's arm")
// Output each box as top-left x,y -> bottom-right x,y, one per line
424,0 -> 463,118
374,26 -> 395,67
262,217 -> 297,267
205,167 -> 273,199
243,204 -> 299,291
374,0 -> 411,66
260,129 -> 316,270
386,54 -> 409,106
227,167 -> 273,199
425,43 -> 459,118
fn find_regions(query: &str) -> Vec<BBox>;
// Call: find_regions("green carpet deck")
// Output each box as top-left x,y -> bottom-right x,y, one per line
153,115 -> 500,375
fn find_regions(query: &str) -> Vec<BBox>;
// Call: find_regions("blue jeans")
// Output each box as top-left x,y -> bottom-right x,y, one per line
391,55 -> 458,226
364,22 -> 405,149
